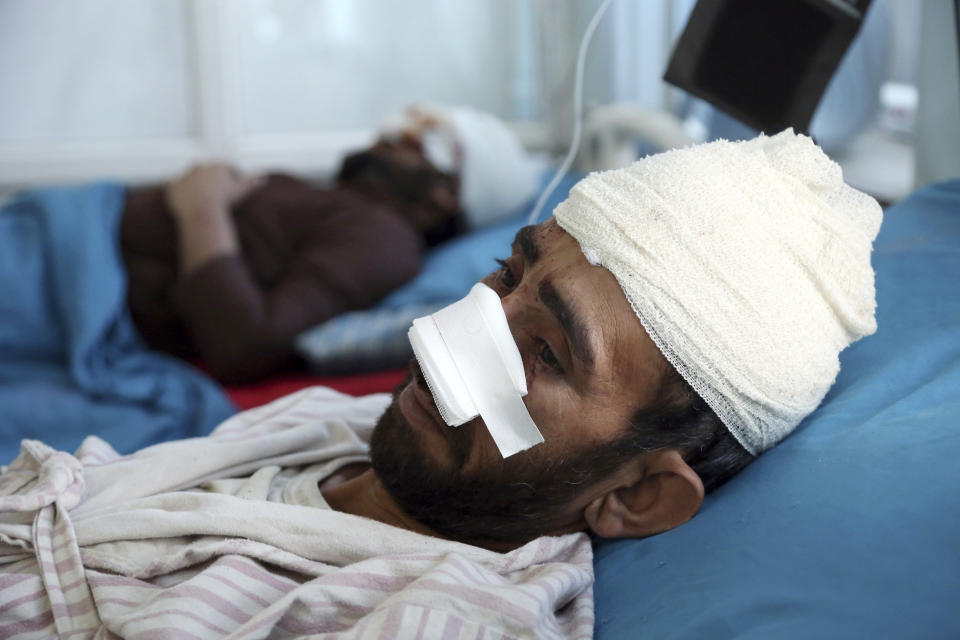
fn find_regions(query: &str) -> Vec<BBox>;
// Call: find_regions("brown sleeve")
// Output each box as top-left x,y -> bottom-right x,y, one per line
173,206 -> 423,383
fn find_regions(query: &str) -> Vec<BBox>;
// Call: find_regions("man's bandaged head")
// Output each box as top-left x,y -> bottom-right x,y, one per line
554,129 -> 882,455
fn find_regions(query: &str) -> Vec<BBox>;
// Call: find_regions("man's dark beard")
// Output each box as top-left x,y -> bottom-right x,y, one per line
369,377 -> 638,546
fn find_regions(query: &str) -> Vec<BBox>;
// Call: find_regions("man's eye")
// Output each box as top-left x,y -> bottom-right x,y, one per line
495,258 -> 518,288
537,340 -> 562,373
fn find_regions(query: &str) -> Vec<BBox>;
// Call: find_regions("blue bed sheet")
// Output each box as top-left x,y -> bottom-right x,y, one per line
0,184 -> 235,465
593,180 -> 960,639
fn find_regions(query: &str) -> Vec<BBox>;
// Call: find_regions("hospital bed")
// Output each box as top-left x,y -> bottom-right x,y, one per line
3,162 -> 957,637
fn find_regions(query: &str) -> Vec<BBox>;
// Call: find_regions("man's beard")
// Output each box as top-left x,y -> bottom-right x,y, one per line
369,374 -> 637,547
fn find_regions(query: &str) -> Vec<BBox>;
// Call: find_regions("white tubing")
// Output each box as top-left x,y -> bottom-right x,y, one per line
527,0 -> 616,225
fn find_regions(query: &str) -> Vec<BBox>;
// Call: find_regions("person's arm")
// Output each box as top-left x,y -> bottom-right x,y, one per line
164,164 -> 263,275
169,176 -> 424,383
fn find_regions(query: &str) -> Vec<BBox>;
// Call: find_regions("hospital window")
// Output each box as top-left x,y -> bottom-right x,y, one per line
0,0 -> 927,204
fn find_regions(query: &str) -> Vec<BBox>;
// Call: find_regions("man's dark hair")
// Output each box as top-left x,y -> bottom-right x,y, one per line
628,366 -> 754,493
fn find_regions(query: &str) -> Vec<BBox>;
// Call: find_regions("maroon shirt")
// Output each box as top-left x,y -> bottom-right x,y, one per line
120,174 -> 423,383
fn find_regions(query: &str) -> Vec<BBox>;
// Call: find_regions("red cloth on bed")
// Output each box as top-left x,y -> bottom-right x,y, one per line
225,368 -> 408,411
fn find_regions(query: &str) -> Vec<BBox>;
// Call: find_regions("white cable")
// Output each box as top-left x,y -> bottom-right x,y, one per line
527,0 -> 615,225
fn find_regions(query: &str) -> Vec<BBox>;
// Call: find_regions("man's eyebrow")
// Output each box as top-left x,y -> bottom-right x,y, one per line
539,280 -> 595,372
513,225 -> 540,265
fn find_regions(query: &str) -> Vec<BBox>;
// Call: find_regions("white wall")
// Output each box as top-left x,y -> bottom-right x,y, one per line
0,0 -> 194,141
915,0 -> 960,186
0,0 -> 544,190
7,0 -> 927,196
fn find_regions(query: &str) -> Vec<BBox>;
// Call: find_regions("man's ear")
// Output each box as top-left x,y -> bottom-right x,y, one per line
583,449 -> 705,539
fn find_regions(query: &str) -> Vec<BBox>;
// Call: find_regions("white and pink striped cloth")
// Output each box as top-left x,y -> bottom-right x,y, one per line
0,387 -> 595,639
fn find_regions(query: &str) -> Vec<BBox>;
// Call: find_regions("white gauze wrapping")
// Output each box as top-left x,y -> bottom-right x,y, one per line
554,129 -> 882,455
382,104 -> 541,229
408,283 -> 544,458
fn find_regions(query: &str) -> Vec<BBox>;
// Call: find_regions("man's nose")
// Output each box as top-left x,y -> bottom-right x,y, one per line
498,286 -> 535,353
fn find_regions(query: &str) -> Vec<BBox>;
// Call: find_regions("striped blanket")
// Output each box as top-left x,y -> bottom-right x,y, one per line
0,387 -> 594,639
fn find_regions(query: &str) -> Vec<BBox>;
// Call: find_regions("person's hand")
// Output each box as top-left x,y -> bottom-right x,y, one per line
164,164 -> 264,220
164,164 -> 262,274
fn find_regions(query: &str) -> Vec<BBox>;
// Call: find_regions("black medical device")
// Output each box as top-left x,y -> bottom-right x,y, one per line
664,0 -> 874,135
955,0 -> 960,71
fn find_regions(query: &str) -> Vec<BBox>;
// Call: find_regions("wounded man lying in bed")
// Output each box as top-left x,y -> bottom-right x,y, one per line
123,103 -> 541,383
0,130 -> 881,638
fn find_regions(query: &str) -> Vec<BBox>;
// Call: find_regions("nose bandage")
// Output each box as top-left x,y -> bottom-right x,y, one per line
408,283 -> 544,458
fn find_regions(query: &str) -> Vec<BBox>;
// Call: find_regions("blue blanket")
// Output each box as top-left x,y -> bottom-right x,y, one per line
0,183 -> 236,465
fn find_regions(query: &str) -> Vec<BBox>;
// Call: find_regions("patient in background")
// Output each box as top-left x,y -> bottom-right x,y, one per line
122,104 -> 540,383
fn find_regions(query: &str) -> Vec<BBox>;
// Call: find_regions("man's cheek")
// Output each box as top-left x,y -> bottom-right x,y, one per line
456,417 -> 511,472
523,385 -> 573,438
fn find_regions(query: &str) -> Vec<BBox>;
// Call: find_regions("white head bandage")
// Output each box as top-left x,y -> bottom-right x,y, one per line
408,283 -> 544,458
554,129 -> 882,455
383,104 -> 541,229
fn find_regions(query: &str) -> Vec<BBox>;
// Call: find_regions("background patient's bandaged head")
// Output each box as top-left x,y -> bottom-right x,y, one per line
555,129 -> 882,455
409,283 -> 544,458
382,104 -> 541,230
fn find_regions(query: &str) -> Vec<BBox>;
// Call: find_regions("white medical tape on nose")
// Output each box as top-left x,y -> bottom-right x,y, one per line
408,283 -> 544,458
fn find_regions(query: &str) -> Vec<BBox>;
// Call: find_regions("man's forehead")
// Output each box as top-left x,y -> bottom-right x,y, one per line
524,220 -> 666,392
513,223 -> 621,367
511,220 -> 570,258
